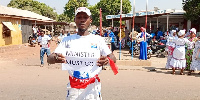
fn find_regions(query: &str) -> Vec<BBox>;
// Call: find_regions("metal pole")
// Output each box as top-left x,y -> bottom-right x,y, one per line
119,0 -> 122,60
131,0 -> 135,60
145,0 -> 148,29
150,18 -> 151,32
167,14 -> 169,35
100,8 -> 102,36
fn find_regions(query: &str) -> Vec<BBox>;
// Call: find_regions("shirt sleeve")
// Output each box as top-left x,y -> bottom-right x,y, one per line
54,41 -> 65,54
100,37 -> 112,56
47,35 -> 51,40
136,33 -> 141,38
185,38 -> 193,49
38,37 -> 41,43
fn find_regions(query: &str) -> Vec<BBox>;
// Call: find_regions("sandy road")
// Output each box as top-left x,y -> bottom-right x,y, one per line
0,42 -> 200,100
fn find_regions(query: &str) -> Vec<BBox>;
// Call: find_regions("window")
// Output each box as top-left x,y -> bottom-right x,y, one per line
2,22 -> 16,38
2,24 -> 11,38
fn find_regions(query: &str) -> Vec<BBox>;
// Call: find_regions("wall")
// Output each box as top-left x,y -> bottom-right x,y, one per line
0,17 -> 22,46
21,19 -> 32,43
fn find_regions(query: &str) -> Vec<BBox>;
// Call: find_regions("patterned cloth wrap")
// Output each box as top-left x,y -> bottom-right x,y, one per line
168,46 -> 175,55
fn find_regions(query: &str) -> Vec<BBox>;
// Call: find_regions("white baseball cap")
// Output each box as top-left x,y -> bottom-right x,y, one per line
172,30 -> 176,33
75,7 -> 91,16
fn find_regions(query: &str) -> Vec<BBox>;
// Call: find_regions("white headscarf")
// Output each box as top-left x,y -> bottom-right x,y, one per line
171,30 -> 176,36
190,28 -> 196,34
178,30 -> 185,36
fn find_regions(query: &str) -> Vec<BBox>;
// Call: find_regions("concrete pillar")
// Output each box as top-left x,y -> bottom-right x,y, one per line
112,19 -> 114,28
45,25 -> 46,34
126,20 -> 131,32
187,20 -> 191,31
51,23 -> 54,36
157,17 -> 158,29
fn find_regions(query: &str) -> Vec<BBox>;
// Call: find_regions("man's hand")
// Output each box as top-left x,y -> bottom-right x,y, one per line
47,53 -> 66,64
97,56 -> 109,66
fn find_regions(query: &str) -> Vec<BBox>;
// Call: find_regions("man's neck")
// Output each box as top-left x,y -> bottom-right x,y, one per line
77,31 -> 90,36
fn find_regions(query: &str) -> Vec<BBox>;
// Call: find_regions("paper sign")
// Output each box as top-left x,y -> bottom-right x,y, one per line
62,49 -> 100,71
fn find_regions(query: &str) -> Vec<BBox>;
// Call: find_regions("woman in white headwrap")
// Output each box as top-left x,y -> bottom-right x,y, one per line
185,28 -> 198,70
189,36 -> 200,75
170,30 -> 193,75
165,30 -> 178,69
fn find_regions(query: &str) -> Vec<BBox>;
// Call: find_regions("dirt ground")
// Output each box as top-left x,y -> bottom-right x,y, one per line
0,41 -> 200,100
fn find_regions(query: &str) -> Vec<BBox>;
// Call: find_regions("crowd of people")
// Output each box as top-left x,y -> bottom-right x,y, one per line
29,6 -> 200,100
32,25 -> 73,67
165,28 -> 200,75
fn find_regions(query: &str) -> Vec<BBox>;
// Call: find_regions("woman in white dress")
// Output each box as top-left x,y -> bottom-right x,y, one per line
165,30 -> 178,69
189,36 -> 200,75
170,30 -> 193,75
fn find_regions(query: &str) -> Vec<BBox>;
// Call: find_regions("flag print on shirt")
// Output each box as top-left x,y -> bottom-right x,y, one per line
70,71 -> 100,89
91,43 -> 97,48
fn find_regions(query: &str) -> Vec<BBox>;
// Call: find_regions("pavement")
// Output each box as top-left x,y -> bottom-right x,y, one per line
1,41 -> 200,100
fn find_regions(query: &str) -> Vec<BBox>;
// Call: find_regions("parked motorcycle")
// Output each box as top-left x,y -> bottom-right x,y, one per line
150,40 -> 166,57
128,40 -> 140,56
28,34 -> 37,47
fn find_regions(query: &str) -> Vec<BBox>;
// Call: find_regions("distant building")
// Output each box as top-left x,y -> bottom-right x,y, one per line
106,9 -> 198,33
0,5 -> 56,46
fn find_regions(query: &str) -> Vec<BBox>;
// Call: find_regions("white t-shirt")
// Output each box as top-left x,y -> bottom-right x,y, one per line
54,34 -> 111,78
32,27 -> 37,33
38,35 -> 51,49
58,34 -> 67,42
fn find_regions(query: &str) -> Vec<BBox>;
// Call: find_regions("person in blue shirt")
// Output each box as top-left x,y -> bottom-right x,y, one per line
108,30 -> 117,52
103,30 -> 108,37
156,30 -> 163,40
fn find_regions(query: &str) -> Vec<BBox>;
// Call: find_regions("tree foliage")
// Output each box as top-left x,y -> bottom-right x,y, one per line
8,0 -> 58,20
64,0 -> 89,22
89,0 -> 132,27
183,0 -> 200,24
57,13 -> 69,22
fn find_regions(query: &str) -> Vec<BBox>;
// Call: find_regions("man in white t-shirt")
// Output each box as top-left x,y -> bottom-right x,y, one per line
38,30 -> 51,67
57,29 -> 67,44
32,25 -> 37,39
47,7 -> 116,99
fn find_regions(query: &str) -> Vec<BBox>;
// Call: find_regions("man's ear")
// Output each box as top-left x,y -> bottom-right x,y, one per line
74,18 -> 76,22
90,19 -> 92,24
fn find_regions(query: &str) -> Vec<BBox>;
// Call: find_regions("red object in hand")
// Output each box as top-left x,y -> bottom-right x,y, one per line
107,57 -> 118,75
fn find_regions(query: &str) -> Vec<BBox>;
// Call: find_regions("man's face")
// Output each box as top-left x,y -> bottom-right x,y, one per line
75,12 -> 92,32
173,32 -> 176,36
41,32 -> 44,37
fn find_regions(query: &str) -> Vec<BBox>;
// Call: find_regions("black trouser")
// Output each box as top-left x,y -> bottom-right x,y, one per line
111,42 -> 116,52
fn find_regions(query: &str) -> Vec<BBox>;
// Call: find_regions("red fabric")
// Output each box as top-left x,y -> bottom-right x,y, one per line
69,75 -> 100,89
168,46 -> 175,55
107,57 -> 118,75
143,32 -> 145,41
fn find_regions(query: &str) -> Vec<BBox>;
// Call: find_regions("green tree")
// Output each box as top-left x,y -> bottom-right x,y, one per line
89,0 -> 132,27
8,0 -> 58,20
88,5 -> 99,26
183,0 -> 200,24
64,0 -> 89,22
57,13 -> 69,22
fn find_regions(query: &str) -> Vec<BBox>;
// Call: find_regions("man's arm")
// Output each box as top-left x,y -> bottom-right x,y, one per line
47,53 -> 65,64
97,53 -> 116,66
108,53 -> 116,63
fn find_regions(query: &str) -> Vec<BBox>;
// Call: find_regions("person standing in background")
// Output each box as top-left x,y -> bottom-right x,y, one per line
38,30 -> 51,67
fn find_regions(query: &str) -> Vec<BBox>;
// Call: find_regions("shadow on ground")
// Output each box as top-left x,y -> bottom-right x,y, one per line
142,67 -> 200,78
